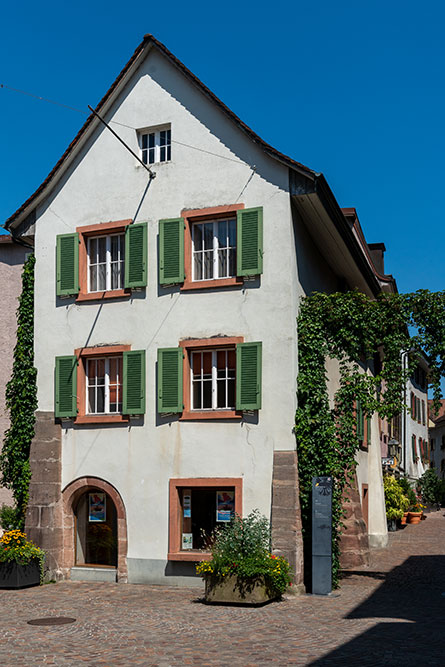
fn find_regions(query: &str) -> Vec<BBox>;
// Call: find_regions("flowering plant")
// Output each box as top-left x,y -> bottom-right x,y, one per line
196,510 -> 292,596
0,530 -> 45,583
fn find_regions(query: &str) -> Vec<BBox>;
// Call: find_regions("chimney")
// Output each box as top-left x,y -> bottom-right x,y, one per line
368,243 -> 386,275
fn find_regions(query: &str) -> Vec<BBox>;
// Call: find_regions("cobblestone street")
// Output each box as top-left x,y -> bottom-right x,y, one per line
1,513 -> 445,666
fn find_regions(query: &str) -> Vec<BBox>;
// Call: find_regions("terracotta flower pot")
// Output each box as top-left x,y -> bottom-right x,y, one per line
407,511 -> 422,525
400,512 -> 409,526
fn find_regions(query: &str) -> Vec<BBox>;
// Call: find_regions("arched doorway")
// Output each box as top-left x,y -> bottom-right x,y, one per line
74,489 -> 117,567
62,477 -> 128,582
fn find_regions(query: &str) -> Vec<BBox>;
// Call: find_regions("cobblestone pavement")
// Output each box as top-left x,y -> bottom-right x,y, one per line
1,513 -> 445,666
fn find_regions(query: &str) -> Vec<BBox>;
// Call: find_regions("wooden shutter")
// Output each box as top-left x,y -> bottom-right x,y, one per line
356,400 -> 364,440
55,356 -> 77,418
56,233 -> 79,296
123,350 -> 145,414
236,342 -> 262,410
236,207 -> 263,276
157,348 -> 183,413
159,218 -> 184,285
125,223 -> 147,288
412,435 -> 417,460
366,416 -> 371,445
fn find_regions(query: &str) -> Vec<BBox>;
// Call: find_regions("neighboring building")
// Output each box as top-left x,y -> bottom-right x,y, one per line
379,355 -> 430,482
401,355 -> 430,480
0,236 -> 29,507
4,35 -> 394,585
429,400 -> 445,476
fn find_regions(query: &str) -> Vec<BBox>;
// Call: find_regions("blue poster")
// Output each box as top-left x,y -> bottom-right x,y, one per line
89,492 -> 106,522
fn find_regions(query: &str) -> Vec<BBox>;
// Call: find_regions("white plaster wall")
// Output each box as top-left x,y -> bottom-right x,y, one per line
325,358 -> 387,544
34,49 -> 316,564
405,379 -> 429,480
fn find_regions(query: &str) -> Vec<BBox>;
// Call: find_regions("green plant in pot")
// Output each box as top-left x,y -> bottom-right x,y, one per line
0,529 -> 45,588
384,476 -> 409,531
418,469 -> 442,508
196,510 -> 292,604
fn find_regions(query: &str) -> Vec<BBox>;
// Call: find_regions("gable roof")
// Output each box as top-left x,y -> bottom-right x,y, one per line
4,34 -> 316,232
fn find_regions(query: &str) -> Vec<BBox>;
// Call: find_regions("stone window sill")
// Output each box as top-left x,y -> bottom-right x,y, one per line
76,289 -> 131,303
75,415 -> 129,425
167,552 -> 212,562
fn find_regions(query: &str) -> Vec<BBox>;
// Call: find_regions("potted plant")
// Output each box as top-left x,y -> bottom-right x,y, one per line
196,510 -> 292,605
398,478 -> 416,525
407,500 -> 425,524
383,476 -> 409,531
418,469 -> 442,511
0,529 -> 45,589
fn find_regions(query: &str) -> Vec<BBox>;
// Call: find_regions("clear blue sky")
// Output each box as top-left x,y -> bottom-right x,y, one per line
1,0 -> 443,294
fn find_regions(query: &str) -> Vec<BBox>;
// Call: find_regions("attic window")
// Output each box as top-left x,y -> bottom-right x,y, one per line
139,125 -> 171,165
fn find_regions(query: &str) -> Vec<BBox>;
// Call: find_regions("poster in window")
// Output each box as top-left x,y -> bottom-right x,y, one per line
89,493 -> 106,522
216,491 -> 235,522
182,533 -> 193,550
183,493 -> 191,518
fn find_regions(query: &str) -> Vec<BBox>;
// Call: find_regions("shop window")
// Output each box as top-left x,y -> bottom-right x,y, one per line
74,490 -> 117,567
157,337 -> 262,419
168,478 -> 242,561
158,204 -> 263,290
56,220 -> 147,301
54,345 -> 145,423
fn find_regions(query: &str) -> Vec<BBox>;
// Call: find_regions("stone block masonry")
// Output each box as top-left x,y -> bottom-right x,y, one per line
270,450 -> 305,593
25,411 -> 64,579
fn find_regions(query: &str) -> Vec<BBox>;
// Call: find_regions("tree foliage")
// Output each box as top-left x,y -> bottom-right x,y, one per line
0,254 -> 37,529
295,290 -> 445,586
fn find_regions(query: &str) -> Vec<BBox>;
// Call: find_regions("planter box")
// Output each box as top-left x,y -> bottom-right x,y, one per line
204,575 -> 278,606
0,559 -> 40,589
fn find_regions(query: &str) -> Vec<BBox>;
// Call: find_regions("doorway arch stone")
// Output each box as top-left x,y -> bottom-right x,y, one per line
62,477 -> 128,582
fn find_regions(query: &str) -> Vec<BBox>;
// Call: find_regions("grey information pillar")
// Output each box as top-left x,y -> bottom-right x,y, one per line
312,476 -> 332,595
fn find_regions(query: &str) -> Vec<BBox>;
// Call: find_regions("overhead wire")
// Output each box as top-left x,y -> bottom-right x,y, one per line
1,83 -> 253,167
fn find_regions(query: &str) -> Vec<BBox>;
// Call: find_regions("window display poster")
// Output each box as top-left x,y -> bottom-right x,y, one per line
89,492 -> 106,522
216,490 -> 235,522
183,493 -> 191,518
182,533 -> 193,550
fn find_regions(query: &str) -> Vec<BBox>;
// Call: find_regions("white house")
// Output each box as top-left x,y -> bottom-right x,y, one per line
4,35 -> 394,586
401,354 -> 430,481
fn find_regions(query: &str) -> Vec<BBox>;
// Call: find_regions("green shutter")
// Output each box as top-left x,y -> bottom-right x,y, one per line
123,350 -> 145,414
55,356 -> 77,418
56,233 -> 79,296
159,218 -> 184,285
412,435 -> 417,460
157,348 -> 183,413
356,400 -> 364,440
236,342 -> 262,410
366,416 -> 371,444
125,223 -> 147,288
236,207 -> 263,276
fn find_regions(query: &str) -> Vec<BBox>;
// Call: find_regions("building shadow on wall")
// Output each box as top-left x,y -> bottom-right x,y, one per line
310,555 -> 445,666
